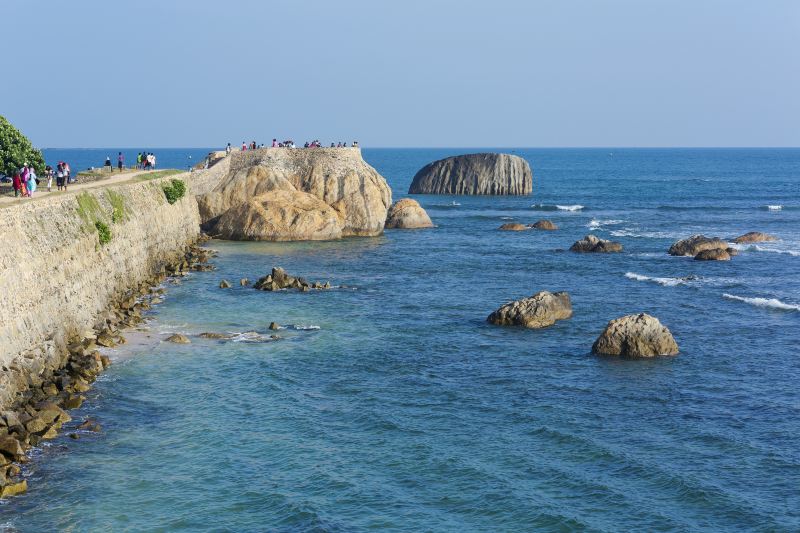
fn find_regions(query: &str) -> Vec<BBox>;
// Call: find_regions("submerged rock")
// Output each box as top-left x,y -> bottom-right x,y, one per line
487,291 -> 573,329
165,334 -> 191,344
732,231 -> 777,244
695,249 -> 731,261
219,280 -> 232,289
199,332 -> 232,339
498,223 -> 529,231
213,190 -> 344,241
408,153 -> 532,195
254,267 -> 329,292
592,313 -> 679,357
570,234 -> 622,253
668,235 -> 727,256
530,219 -> 557,230
384,198 -> 434,229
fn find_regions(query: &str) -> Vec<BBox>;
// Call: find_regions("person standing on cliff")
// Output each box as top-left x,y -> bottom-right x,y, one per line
226,143 -> 232,155
118,152 -> 124,172
45,165 -> 53,192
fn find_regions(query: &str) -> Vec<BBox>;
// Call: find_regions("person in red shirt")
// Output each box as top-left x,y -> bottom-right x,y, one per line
11,173 -> 22,197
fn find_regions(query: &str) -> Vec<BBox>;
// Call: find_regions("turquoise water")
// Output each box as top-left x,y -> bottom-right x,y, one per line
3,149 -> 800,531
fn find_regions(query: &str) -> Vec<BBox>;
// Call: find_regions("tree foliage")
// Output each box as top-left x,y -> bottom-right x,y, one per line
0,115 -> 45,177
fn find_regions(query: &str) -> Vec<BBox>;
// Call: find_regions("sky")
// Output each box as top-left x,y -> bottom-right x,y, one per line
2,0 -> 799,148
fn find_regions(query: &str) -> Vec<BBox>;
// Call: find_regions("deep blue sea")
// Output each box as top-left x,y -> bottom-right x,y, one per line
3,148 -> 800,532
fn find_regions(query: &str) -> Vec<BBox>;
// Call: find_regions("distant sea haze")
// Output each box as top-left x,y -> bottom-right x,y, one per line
9,147 -> 800,531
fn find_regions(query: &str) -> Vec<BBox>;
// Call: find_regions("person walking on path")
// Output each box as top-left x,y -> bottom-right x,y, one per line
11,172 -> 22,197
118,152 -> 124,172
26,167 -> 37,197
45,165 -> 53,192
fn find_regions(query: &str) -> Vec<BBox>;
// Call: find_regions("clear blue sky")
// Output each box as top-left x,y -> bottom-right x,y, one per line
2,0 -> 798,148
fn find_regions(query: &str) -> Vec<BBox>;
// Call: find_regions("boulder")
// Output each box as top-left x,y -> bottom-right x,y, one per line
570,234 -> 623,253
487,291 -> 573,329
384,199 -> 434,229
240,278 -> 249,286
592,313 -> 679,357
0,479 -> 27,498
253,267 -> 328,292
695,249 -> 731,261
530,219 -> 557,230
732,231 -> 777,244
668,235 -> 727,256
0,436 -> 25,460
219,279 -> 232,288
213,190 -> 344,241
498,223 -> 529,231
165,334 -> 191,344
199,332 -> 232,339
408,153 -> 532,195
726,247 -> 739,257
197,148 -> 391,238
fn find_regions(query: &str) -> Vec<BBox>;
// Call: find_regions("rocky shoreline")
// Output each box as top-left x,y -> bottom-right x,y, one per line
0,240 -> 215,497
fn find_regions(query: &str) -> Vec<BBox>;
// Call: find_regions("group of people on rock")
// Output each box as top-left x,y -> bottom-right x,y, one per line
10,161 -> 73,197
225,139 -> 359,153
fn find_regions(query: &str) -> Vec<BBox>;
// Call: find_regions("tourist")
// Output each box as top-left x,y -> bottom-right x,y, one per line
272,138 -> 278,147
136,152 -> 142,169
26,167 -> 37,197
226,143 -> 232,155
64,162 -> 71,183
105,156 -> 112,172
11,172 -> 21,197
242,142 -> 247,151
118,152 -> 124,172
353,141 -> 359,148
45,165 -> 53,192
55,163 -> 63,191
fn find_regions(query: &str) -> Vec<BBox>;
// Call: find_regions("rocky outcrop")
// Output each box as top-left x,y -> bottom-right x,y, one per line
570,234 -> 623,253
695,249 -> 731,261
384,198 -> 434,229
668,235 -> 727,256
487,291 -> 572,328
732,232 -> 777,244
214,190 -> 344,241
592,313 -> 679,357
165,334 -> 191,344
531,220 -> 557,230
499,223 -> 529,231
254,267 -> 331,292
408,153 -> 532,195
198,148 -> 391,239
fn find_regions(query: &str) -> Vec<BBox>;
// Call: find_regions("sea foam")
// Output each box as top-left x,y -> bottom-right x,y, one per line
723,293 -> 800,311
625,272 -> 696,287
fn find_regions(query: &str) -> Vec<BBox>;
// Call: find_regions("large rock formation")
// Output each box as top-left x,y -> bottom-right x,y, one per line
592,313 -> 679,357
487,291 -> 572,328
408,153 -> 532,195
198,148 -> 391,240
214,190 -> 343,241
695,248 -> 731,261
384,198 -> 434,229
570,234 -> 623,253
732,232 -> 777,244
668,235 -> 727,256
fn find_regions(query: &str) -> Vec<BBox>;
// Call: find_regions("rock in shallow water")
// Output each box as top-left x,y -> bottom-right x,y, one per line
530,219 -> 557,230
570,234 -> 622,253
731,231 -> 777,244
384,199 -> 434,229
165,334 -> 191,344
498,223 -> 529,231
487,291 -> 572,328
408,153 -> 532,195
668,234 -> 727,256
254,267 -> 329,292
695,249 -> 731,261
592,313 -> 679,357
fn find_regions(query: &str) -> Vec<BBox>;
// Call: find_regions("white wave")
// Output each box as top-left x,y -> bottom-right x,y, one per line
751,245 -> 800,257
723,293 -> 800,311
611,228 -> 685,239
500,216 -> 515,220
230,331 -> 280,343
291,324 -> 321,330
556,204 -> 584,211
766,205 -> 783,211
625,272 -> 697,287
587,218 -> 623,230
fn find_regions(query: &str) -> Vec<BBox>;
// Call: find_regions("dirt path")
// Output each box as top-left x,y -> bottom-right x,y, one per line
0,169 -> 182,208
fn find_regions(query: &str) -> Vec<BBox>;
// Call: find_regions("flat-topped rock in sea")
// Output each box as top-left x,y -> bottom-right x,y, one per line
498,223 -> 529,231
384,198 -> 434,229
198,148 -> 391,240
695,249 -> 731,261
570,234 -> 622,253
592,313 -> 679,357
487,291 -> 572,328
668,234 -> 727,256
732,231 -> 777,244
408,153 -> 532,195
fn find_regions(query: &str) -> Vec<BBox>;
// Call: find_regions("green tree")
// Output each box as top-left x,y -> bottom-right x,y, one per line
0,115 -> 45,177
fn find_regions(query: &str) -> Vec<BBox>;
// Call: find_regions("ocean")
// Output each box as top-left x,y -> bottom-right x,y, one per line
3,148 -> 799,531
